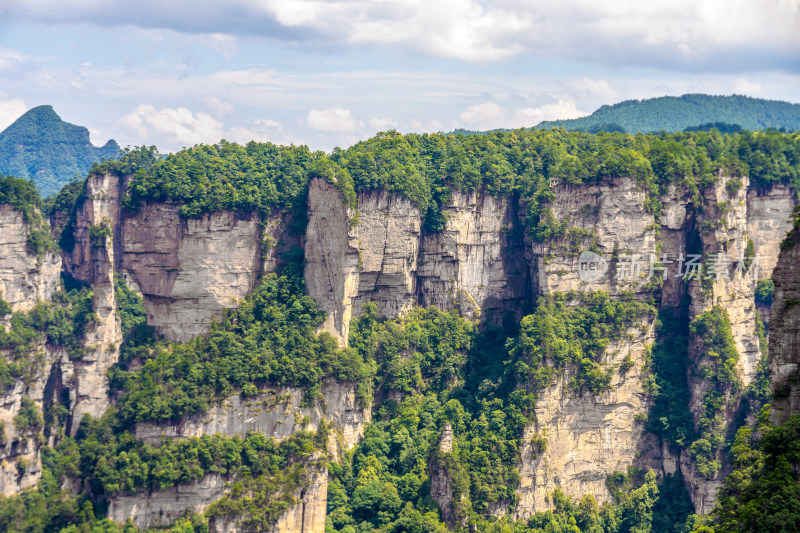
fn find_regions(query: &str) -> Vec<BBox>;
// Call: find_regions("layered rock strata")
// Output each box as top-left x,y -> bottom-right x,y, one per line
134,379 -> 369,454
110,379 -> 368,531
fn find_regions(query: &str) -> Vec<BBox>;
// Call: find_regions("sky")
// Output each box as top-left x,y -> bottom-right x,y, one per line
0,0 -> 798,152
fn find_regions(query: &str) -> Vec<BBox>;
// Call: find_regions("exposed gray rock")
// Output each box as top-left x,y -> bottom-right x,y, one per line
108,474 -> 228,529
135,379 -> 369,456
122,204 -> 262,342
0,205 -> 61,314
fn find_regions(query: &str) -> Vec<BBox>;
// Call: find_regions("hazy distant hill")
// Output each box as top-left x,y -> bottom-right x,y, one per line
0,105 -> 119,196
534,94 -> 800,134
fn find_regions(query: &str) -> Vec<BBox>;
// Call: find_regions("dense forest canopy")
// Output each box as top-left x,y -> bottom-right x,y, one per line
535,95 -> 800,134
112,129 -> 800,238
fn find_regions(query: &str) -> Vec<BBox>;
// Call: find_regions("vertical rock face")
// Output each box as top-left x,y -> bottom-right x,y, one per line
0,357 -> 62,496
267,466 -> 328,533
108,474 -> 229,529
61,173 -> 122,431
515,324 -> 655,515
304,181 -> 531,345
302,175 -> 795,516
351,191 -> 422,320
2,162 -> 796,530
0,205 -> 61,313
121,204 -> 262,342
676,178 -> 793,513
515,177 -> 658,516
419,191 -> 529,321
514,176 -> 796,516
304,178 -> 361,345
429,423 -> 467,529
531,177 -> 658,295
0,204 -> 62,495
110,379 -> 367,530
769,221 -> 800,426
747,185 -> 796,275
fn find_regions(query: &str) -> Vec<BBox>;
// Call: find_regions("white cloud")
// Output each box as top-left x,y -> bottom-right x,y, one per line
564,77 -> 618,102
0,98 -> 27,131
306,107 -> 363,133
3,0 -> 798,71
206,33 -> 238,59
733,78 -> 764,95
0,47 -> 30,72
368,117 -> 398,132
203,96 -> 234,119
119,104 -> 223,147
226,119 -> 285,144
458,100 -> 586,130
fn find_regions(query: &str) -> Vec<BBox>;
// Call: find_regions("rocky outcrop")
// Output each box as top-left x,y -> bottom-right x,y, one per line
303,174 -> 795,516
110,379 -> 367,530
135,379 -> 369,455
351,192 -> 422,320
2,163 -> 796,528
531,176 -> 658,295
0,204 -> 62,495
108,474 -> 229,529
304,180 -> 531,345
515,323 -> 655,515
112,463 -> 329,533
0,356 -> 62,496
429,423 -> 467,529
514,176 -> 795,515
769,220 -> 800,426
515,177 -> 658,515
61,173 -> 122,431
267,466 -> 328,533
418,191 -> 529,321
0,205 -> 61,314
121,204 -> 262,342
304,179 -> 361,345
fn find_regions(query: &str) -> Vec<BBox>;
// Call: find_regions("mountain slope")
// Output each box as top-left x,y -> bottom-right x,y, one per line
535,94 -> 800,133
0,105 -> 119,196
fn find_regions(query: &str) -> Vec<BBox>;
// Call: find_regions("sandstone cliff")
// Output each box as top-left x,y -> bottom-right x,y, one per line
301,174 -> 795,516
1,165 -> 796,530
0,205 -> 61,314
61,173 -> 122,431
0,203 -> 63,494
305,178 -> 531,345
108,378 -> 367,532
121,204 -> 264,342
769,217 -> 800,426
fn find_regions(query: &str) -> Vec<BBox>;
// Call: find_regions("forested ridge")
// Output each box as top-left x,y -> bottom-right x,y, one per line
534,95 -> 800,134
108,128 -> 800,237
0,106 -> 119,197
0,128 -> 799,533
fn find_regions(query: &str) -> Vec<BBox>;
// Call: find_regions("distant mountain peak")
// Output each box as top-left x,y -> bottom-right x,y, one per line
0,105 -> 120,196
